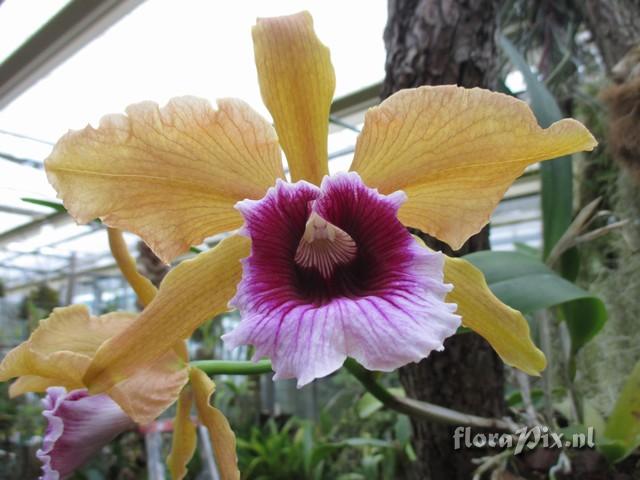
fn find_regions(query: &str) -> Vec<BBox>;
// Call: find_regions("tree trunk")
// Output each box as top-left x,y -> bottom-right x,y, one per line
581,0 -> 640,72
135,241 -> 169,310
383,1 -> 504,479
137,241 -> 170,288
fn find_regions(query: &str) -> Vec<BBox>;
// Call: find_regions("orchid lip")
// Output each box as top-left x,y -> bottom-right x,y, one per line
37,387 -> 135,480
224,172 -> 460,386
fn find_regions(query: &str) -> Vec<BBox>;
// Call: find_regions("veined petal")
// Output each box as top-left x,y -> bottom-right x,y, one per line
26,305 -> 130,355
224,173 -> 460,386
109,349 -> 188,425
46,97 -> 283,262
444,255 -> 546,376
37,387 -> 135,480
350,86 -> 597,250
84,235 -> 250,394
190,368 -> 239,480
12,351 -> 89,390
253,11 -> 335,184
167,385 -> 197,480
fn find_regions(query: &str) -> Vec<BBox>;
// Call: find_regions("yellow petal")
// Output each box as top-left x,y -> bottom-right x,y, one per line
9,375 -> 60,397
444,255 -> 546,375
46,97 -> 283,262
167,385 -> 197,480
0,304 -> 187,424
84,235 -> 250,393
23,351 -> 91,387
29,306 -> 133,355
351,86 -> 597,250
253,11 -> 334,184
0,342 -> 35,381
190,368 -> 239,480
0,305 -> 133,385
109,349 -> 189,425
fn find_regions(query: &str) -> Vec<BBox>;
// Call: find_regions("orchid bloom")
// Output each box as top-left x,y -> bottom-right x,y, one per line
0,304 -> 188,425
0,307 -> 239,479
0,305 -> 188,478
38,387 -> 135,480
42,12 -> 596,393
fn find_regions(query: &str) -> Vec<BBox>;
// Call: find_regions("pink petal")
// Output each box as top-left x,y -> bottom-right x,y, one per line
37,387 -> 135,479
223,172 -> 460,386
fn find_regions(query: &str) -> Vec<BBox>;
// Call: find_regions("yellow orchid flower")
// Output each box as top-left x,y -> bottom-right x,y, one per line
0,257 -> 239,479
42,11 -> 596,393
0,304 -> 188,425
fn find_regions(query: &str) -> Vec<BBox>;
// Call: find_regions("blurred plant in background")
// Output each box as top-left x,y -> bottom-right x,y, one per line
0,383 -> 43,479
0,284 -> 60,477
18,283 -> 59,330
222,369 -> 413,480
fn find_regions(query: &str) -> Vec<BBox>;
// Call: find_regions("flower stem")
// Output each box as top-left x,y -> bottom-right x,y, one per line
107,227 -> 157,307
191,360 -> 273,375
107,228 -> 189,362
343,358 -> 518,432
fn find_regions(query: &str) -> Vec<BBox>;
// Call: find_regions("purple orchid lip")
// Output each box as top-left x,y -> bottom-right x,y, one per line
37,387 -> 135,480
223,172 -> 460,386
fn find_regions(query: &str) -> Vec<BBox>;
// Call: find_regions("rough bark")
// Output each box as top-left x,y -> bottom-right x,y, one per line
383,1 -> 504,478
383,0 -> 497,95
136,241 -> 169,288
581,0 -> 640,72
135,241 -> 169,310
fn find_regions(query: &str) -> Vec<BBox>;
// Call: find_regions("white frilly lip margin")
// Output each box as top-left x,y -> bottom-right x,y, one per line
37,387 -> 135,480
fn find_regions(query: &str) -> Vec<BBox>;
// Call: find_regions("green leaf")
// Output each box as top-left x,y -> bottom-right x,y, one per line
498,35 -> 576,272
22,197 -> 67,213
338,438 -> 394,448
583,399 -> 606,437
506,388 -> 545,408
22,197 -> 105,225
562,298 -> 607,355
336,475 -> 366,480
356,388 -> 404,419
598,438 -> 628,464
599,360 -> 640,463
394,416 -> 412,444
464,251 -> 606,353
513,242 -> 540,259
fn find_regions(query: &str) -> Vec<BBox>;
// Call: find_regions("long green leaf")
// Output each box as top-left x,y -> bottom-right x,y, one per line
599,360 -> 640,463
498,35 -> 576,272
22,197 -> 67,213
464,251 -> 606,353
